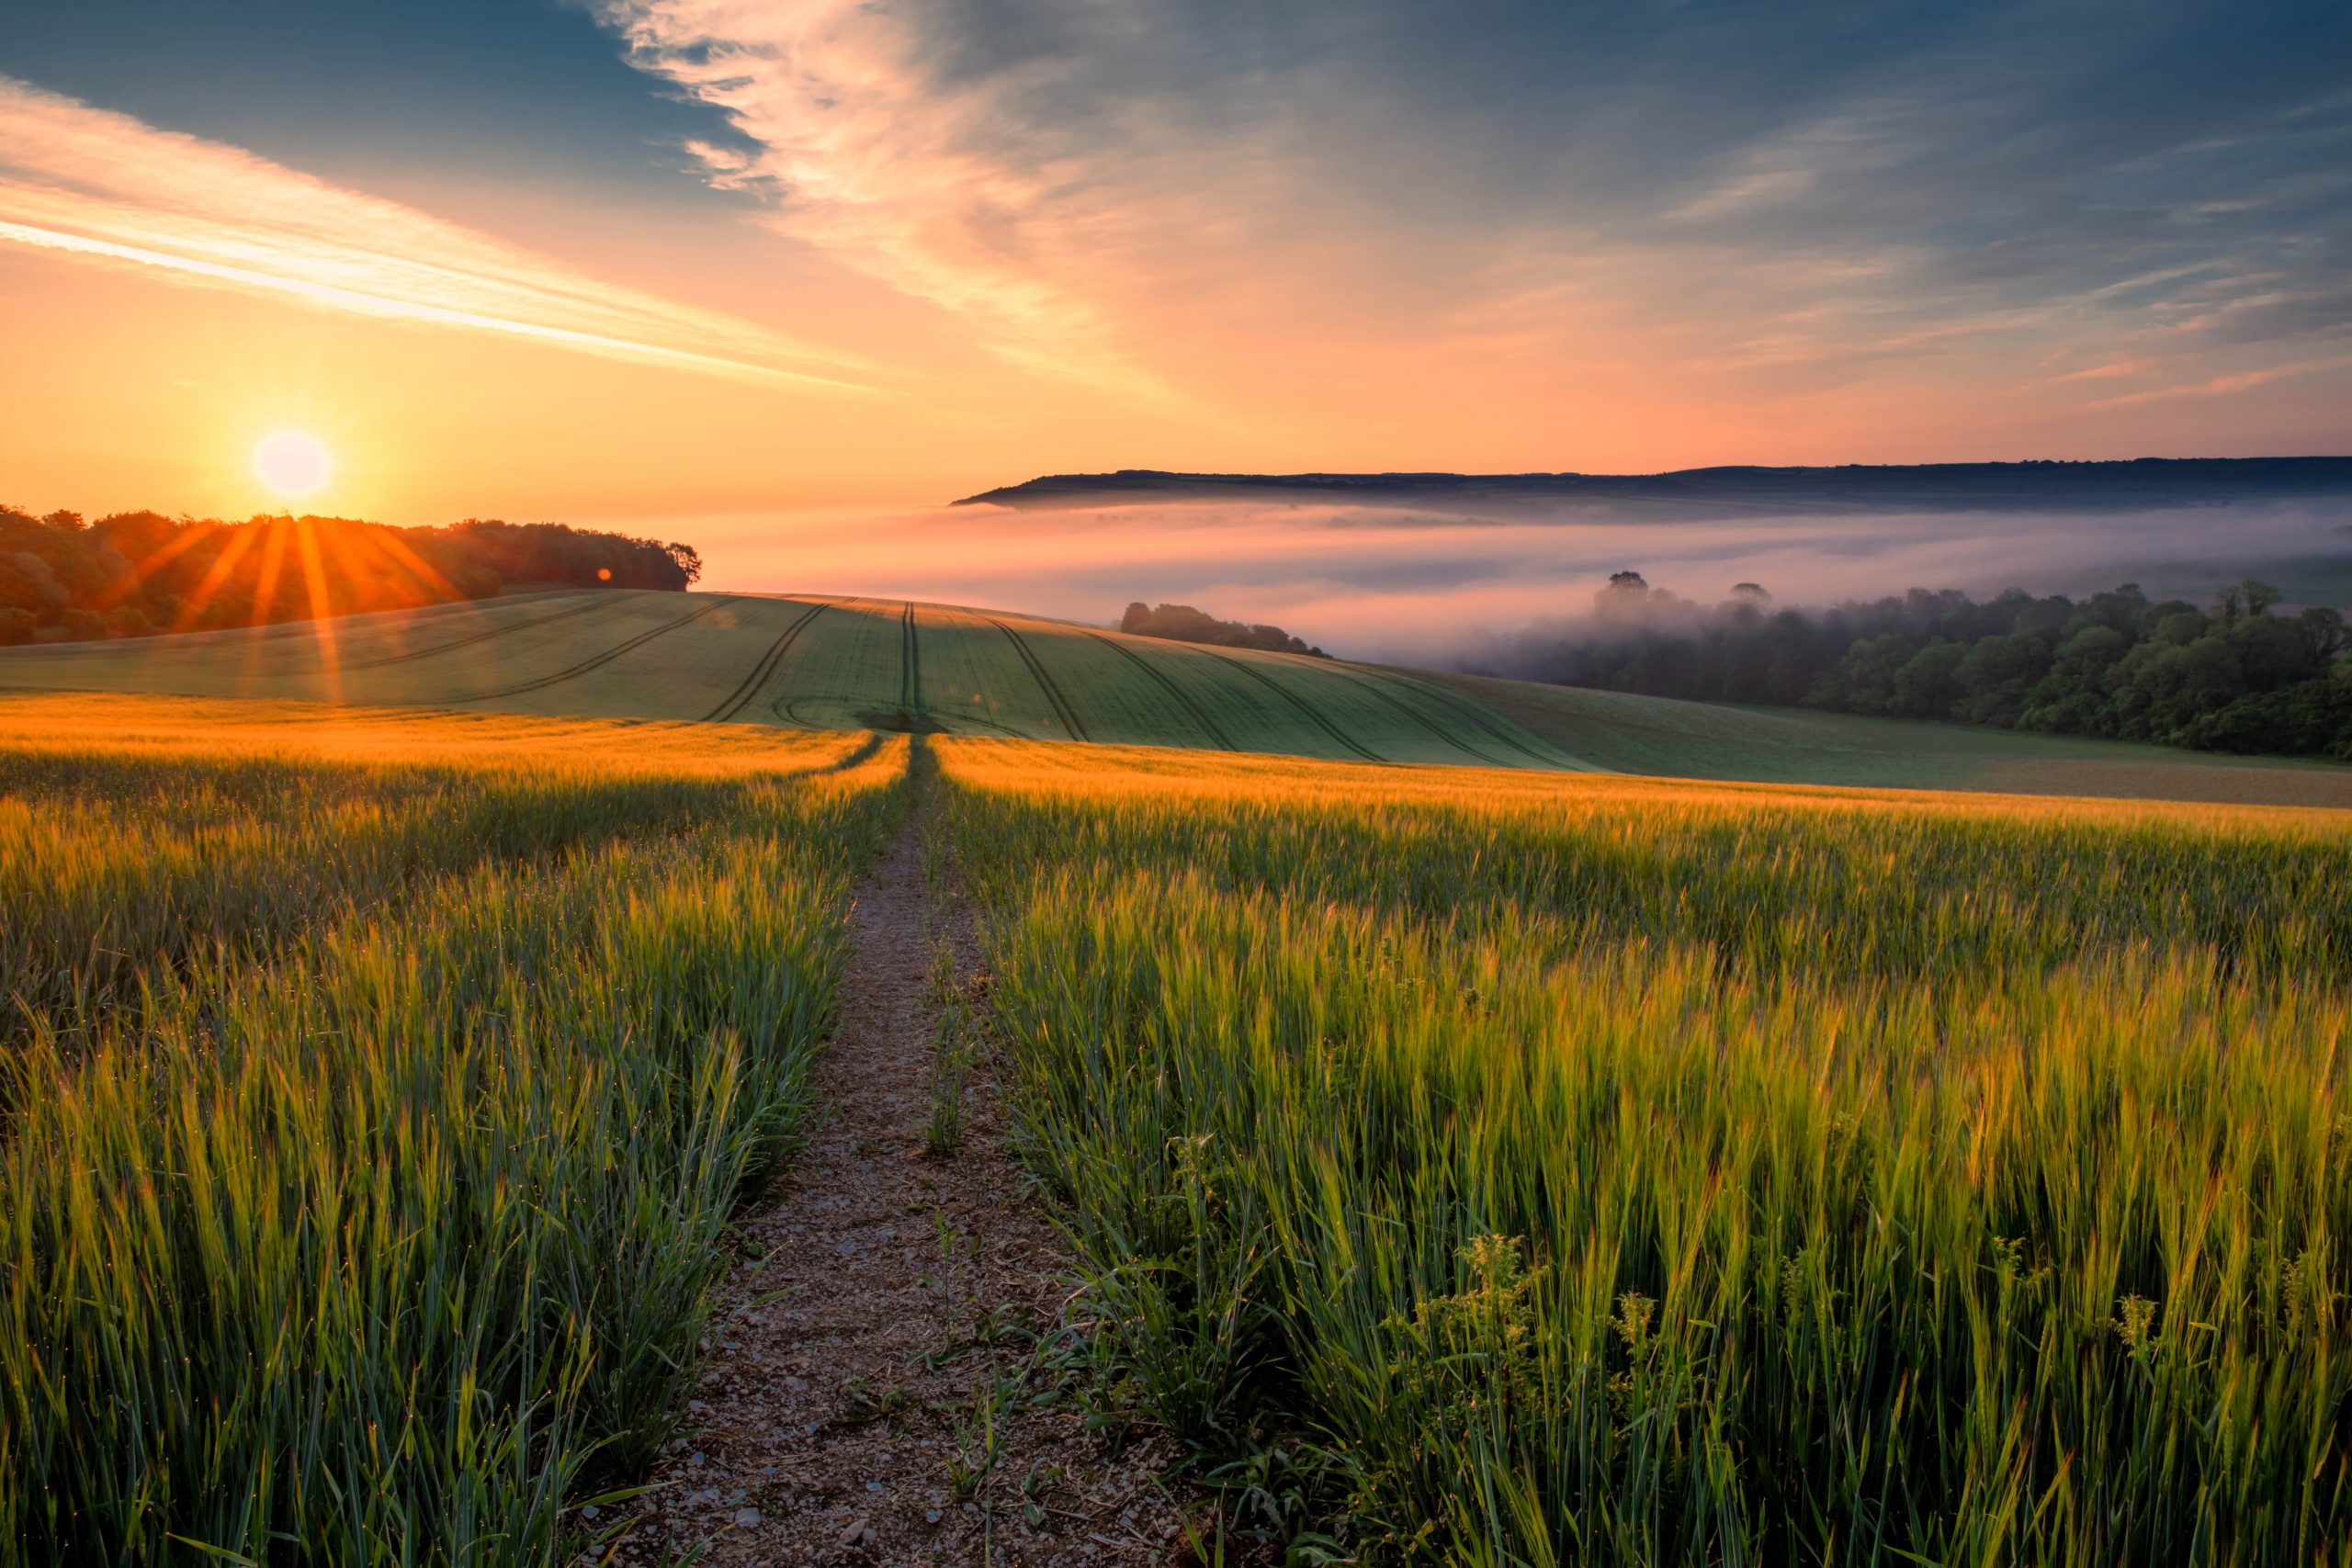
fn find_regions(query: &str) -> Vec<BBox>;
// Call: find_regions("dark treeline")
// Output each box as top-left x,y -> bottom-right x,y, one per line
0,507 -> 702,646
1481,572 -> 2352,759
1120,601 -> 1326,657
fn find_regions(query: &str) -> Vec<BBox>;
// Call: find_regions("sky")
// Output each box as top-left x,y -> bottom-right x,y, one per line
3,0 -> 2349,622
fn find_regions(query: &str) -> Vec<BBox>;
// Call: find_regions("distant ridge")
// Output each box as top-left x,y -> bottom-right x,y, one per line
955,457 -> 2352,514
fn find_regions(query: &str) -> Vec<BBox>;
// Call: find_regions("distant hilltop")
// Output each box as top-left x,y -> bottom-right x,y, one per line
954,457 -> 2352,516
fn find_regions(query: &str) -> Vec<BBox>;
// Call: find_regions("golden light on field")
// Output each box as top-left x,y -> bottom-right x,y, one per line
253,429 -> 333,501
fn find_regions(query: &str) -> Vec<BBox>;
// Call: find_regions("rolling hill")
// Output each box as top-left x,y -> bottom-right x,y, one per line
4,587 -> 2346,804
0,591 -> 1587,770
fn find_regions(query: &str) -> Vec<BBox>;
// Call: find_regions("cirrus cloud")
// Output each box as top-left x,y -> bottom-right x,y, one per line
0,73 -> 883,393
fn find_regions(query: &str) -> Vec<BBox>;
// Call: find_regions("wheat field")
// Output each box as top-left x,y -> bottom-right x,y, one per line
4,682 -> 2347,1563
934,737 -> 2352,1565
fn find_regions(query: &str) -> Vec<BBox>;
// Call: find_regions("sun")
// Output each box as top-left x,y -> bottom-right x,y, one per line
254,429 -> 333,501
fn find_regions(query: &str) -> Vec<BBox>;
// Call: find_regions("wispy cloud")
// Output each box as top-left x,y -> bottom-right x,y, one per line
595,0 -> 1184,400
2048,360 -> 2149,383
586,0 -> 2352,449
2087,354 -> 2352,410
0,74 -> 880,393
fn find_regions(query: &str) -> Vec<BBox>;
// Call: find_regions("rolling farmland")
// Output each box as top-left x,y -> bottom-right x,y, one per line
0,592 -> 1582,769
10,589 -> 2350,802
4,600 -> 2349,1563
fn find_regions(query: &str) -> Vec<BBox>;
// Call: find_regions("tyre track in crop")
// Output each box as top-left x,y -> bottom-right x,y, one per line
627,790 -> 1185,1567
1086,633 -> 1238,750
1206,649 -> 1383,761
339,593 -> 612,671
451,596 -> 744,703
900,603 -> 922,713
701,602 -> 830,724
1377,670 -> 1572,768
1321,664 -> 1514,767
987,619 -> 1091,741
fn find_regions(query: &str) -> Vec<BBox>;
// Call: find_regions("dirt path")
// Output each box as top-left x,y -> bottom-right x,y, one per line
611,805 -> 1188,1566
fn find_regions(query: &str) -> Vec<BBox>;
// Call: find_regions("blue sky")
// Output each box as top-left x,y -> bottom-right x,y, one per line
6,1 -> 738,199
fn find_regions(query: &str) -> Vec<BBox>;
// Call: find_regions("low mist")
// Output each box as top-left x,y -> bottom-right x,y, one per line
672,497 -> 2352,664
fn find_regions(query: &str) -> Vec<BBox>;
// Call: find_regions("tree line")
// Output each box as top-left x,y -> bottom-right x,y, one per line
0,507 -> 703,646
1478,572 -> 2352,759
1120,601 -> 1327,657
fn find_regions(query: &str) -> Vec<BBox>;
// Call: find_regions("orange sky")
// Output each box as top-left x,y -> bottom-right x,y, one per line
4,1 -> 2350,533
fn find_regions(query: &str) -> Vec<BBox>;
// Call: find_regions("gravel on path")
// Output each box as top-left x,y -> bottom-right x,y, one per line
607,800 -> 1193,1567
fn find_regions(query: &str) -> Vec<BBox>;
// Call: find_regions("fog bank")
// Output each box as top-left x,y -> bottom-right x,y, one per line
671,498 -> 2352,662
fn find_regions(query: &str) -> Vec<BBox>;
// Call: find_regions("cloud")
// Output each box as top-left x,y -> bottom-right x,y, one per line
0,74 -> 880,393
2086,354 -> 2352,410
586,0 -> 2352,441
2048,360 -> 2148,383
594,0 -> 1187,400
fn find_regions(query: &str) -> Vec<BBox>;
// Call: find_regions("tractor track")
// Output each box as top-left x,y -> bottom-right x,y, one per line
899,602 -> 921,713
987,618 -> 1091,741
1322,663 -> 1515,767
452,596 -> 744,703
1207,650 -> 1382,761
1380,670 -> 1568,767
1086,633 -> 1238,750
339,593 -> 612,671
699,601 -> 829,724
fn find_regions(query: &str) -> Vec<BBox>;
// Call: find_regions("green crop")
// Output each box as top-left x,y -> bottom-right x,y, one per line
0,709 -> 908,1562
0,595 -> 1583,768
937,737 -> 2352,1565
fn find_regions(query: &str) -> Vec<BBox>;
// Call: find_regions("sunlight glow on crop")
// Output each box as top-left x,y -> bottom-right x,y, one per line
254,430 -> 333,501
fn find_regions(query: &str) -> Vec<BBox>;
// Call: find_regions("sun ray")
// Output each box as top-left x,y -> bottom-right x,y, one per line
171,522 -> 262,631
291,515 -> 343,703
353,522 -> 464,605
93,519 -> 217,609
248,517 -> 292,637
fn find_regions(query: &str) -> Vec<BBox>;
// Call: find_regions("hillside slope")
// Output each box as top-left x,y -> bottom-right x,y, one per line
0,592 -> 1586,771
7,589 -> 2346,801
1423,667 -> 2352,807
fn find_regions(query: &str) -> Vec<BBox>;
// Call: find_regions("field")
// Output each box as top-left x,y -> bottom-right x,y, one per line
1422,669 -> 2352,807
8,589 -> 2343,804
933,739 -> 2352,1565
0,698 -> 907,1559
0,592 -> 1585,770
3,604 -> 2349,1564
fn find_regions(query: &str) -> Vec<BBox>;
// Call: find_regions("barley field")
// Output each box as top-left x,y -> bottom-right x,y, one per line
4,671 -> 2347,1564
934,739 -> 2352,1565
0,696 -> 906,1562
0,594 -> 1583,770
15,591 -> 2347,802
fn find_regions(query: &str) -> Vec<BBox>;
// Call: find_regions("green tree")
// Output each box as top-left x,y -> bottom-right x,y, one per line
1892,639 -> 1967,718
1952,633 -> 2051,727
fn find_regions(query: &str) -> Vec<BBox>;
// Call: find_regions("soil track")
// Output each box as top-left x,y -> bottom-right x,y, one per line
986,619 -> 1090,741
1206,649 -> 1381,761
617,790 -> 1186,1566
453,596 -> 745,702
704,602 -> 831,724
1085,634 -> 1238,751
338,593 -> 610,671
